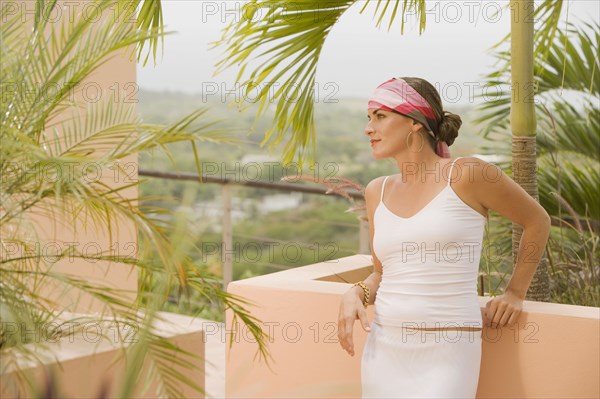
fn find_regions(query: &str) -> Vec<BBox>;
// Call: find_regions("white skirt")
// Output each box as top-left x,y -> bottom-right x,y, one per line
361,322 -> 482,398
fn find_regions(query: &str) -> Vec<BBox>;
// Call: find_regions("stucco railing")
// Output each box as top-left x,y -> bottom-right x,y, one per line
225,254 -> 600,398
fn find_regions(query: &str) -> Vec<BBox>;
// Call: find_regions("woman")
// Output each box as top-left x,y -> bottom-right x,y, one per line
337,77 -> 551,398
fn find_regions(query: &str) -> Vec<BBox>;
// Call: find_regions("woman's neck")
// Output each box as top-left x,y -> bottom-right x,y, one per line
393,152 -> 445,185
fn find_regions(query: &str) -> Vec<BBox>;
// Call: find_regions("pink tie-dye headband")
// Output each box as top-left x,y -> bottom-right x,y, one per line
368,78 -> 451,158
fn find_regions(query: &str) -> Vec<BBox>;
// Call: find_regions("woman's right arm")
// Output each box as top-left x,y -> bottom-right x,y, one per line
337,177 -> 384,356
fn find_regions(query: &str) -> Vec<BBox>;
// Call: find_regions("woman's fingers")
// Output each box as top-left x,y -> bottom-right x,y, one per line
507,309 -> 521,326
344,314 -> 356,356
484,299 -> 497,327
357,306 -> 371,332
338,311 -> 358,356
339,312 -> 372,356
337,319 -> 353,355
497,307 -> 512,327
337,309 -> 347,348
338,293 -> 372,356
490,301 -> 507,327
338,311 -> 353,355
485,294 -> 523,328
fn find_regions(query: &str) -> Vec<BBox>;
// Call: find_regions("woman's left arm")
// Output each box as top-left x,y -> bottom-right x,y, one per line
467,157 -> 552,329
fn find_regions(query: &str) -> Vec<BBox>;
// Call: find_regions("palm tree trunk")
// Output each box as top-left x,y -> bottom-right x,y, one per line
510,0 -> 550,301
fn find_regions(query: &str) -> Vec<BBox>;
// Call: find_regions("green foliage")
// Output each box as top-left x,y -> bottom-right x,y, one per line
476,19 -> 599,305
547,223 -> 599,307
476,20 -> 599,222
231,198 -> 360,278
476,20 -> 599,138
212,0 -> 357,167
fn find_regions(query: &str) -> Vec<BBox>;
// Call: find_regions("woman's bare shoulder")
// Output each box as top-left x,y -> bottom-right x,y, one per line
365,176 -> 387,195
364,176 -> 388,207
454,156 -> 550,226
451,156 -> 491,185
450,157 -> 491,218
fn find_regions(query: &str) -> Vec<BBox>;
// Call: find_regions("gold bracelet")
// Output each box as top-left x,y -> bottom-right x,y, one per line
353,281 -> 370,308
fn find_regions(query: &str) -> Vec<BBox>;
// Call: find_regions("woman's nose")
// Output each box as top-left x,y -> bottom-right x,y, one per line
364,123 -> 374,136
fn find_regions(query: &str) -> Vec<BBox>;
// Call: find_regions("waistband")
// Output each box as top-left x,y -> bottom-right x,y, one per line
374,314 -> 483,330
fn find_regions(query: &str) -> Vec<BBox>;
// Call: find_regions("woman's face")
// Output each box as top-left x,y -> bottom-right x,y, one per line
364,108 -> 420,160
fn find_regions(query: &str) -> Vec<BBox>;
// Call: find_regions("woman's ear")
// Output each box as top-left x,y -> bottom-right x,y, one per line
411,120 -> 424,132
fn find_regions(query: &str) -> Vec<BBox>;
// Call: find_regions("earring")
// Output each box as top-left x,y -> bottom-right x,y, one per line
406,130 -> 424,153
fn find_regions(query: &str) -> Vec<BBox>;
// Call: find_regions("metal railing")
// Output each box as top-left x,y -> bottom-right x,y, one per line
138,169 -> 370,289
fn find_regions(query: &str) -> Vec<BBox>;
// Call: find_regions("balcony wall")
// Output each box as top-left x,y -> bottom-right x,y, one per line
226,255 -> 600,398
0,312 -> 205,399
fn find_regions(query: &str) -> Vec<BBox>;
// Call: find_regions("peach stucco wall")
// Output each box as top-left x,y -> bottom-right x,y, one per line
4,0 -> 139,314
226,255 -> 600,398
0,312 -> 205,398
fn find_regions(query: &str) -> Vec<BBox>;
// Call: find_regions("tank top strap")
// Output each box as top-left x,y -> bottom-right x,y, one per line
446,157 -> 463,187
380,176 -> 390,203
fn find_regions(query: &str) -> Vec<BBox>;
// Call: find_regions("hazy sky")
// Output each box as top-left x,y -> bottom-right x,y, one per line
137,0 -> 599,104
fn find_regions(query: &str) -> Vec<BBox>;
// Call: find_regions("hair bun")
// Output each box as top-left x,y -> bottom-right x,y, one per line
437,111 -> 462,146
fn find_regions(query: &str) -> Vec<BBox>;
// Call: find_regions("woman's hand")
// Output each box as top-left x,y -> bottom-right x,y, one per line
484,290 -> 524,328
338,287 -> 371,356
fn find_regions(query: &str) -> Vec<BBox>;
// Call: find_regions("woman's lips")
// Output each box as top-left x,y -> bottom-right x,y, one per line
370,139 -> 381,147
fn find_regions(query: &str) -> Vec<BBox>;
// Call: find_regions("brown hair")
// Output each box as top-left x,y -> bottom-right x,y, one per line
400,77 -> 462,150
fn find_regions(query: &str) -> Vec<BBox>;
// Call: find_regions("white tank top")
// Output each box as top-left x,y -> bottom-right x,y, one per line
372,157 -> 487,329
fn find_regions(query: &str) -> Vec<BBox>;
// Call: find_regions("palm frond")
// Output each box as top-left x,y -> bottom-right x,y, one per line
537,100 -> 600,161
3,1 -> 168,143
488,1 -> 565,71
213,0 -> 429,167
134,0 -> 165,66
475,20 -> 599,137
358,0 -> 427,33
538,155 -> 600,222
31,0 -> 165,67
213,0 -> 358,167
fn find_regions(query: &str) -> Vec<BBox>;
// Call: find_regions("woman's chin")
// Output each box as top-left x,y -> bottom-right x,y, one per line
371,150 -> 387,160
